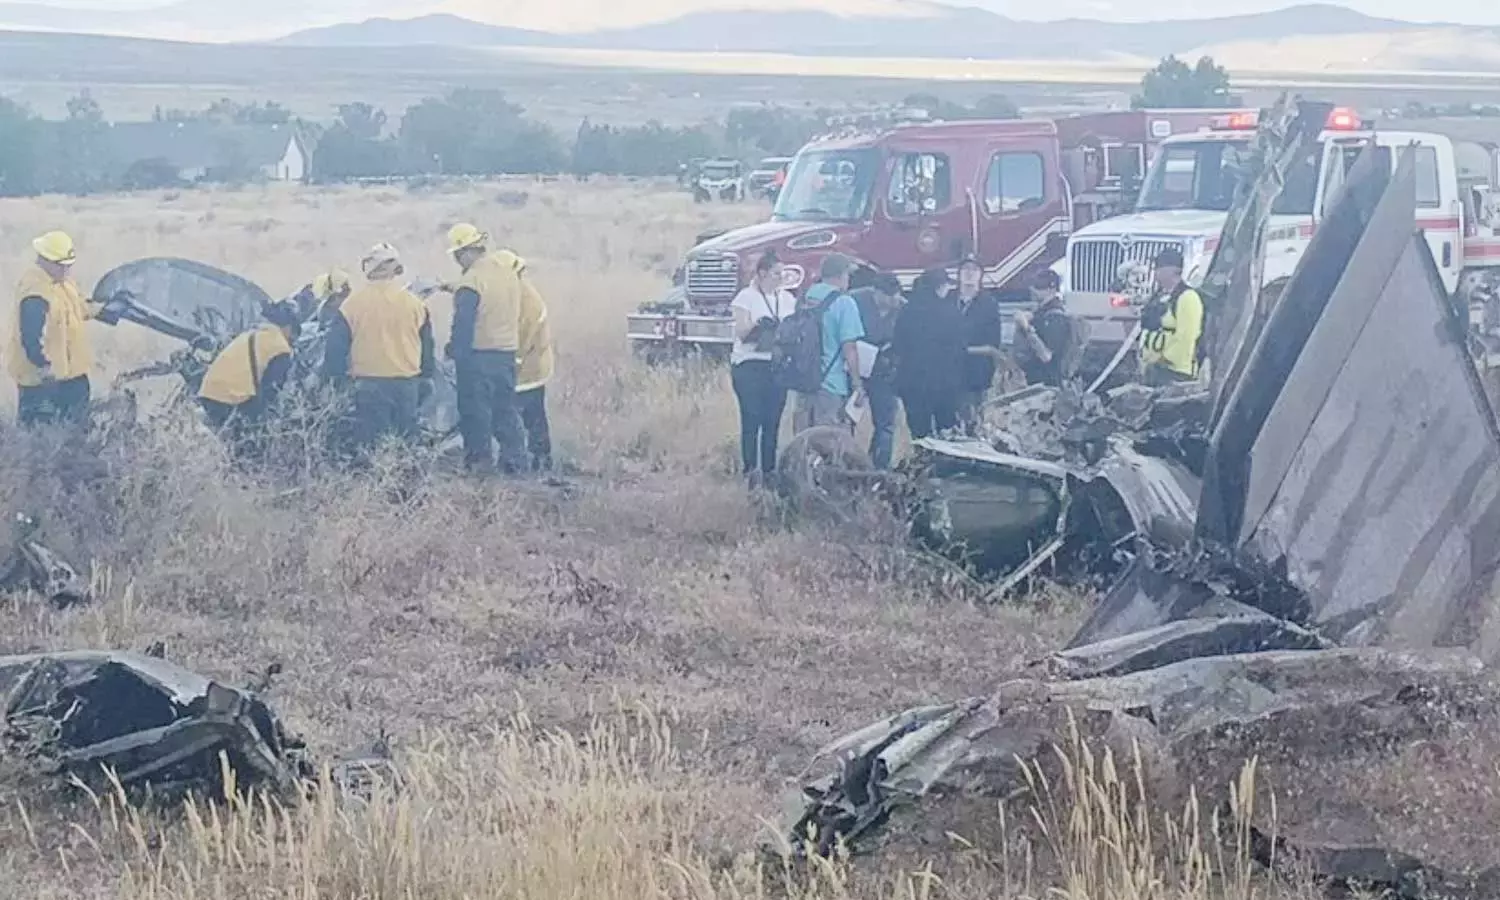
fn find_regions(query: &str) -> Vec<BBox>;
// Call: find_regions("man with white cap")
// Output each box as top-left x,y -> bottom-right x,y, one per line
322,242 -> 436,458
9,230 -> 105,426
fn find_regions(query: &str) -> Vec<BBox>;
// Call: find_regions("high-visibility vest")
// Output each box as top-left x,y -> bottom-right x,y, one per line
9,265 -> 96,386
456,252 -> 522,352
1139,285 -> 1204,378
198,325 -> 293,405
338,280 -> 429,378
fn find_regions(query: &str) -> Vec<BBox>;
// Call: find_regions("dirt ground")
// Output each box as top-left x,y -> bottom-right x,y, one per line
0,179 -> 1085,898
0,178 -> 1494,899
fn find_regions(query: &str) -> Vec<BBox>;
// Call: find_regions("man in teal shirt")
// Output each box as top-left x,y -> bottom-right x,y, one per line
792,253 -> 866,433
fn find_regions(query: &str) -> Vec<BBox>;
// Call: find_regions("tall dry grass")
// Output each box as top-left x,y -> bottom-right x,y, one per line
0,178 -> 1494,898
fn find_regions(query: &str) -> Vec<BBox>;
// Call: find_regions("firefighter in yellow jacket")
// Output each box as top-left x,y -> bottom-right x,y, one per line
322,243 -> 436,456
9,231 -> 105,426
1138,247 -> 1204,387
196,300 -> 302,460
446,224 -> 529,474
495,249 -> 555,471
289,268 -> 351,325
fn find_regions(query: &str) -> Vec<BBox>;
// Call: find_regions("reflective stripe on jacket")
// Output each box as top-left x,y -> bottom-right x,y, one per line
198,326 -> 293,405
495,250 -> 554,391
338,280 -> 431,378
1139,286 -> 1204,378
9,265 -> 96,386
456,252 -> 521,352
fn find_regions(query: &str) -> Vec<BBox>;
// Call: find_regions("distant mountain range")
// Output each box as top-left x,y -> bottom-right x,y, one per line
269,3 -> 1500,71
1,2 -> 1498,72
274,4 -> 1439,57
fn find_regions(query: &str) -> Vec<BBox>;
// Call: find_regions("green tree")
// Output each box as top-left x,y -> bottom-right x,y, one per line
725,106 -> 818,155
1132,55 -> 1236,109
335,102 -> 387,141
971,93 -> 1020,120
312,104 -> 399,181
0,97 -> 43,196
399,89 -> 564,175
53,89 -> 109,194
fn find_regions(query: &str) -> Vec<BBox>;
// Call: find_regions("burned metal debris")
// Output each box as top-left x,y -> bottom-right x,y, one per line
96,257 -> 461,445
1,650 -> 386,801
777,100 -> 1500,896
0,513 -> 89,609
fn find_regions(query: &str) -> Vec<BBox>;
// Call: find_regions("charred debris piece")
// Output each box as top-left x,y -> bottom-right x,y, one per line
0,513 -> 89,609
1,650 -> 389,802
778,100 -> 1500,897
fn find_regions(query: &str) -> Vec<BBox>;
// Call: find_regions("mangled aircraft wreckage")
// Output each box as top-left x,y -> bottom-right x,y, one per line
89,258 -> 460,443
777,99 -> 1500,896
1,650 -> 389,800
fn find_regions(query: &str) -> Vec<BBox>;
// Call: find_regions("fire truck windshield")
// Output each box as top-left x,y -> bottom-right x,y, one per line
1136,139 -> 1323,215
773,149 -> 879,222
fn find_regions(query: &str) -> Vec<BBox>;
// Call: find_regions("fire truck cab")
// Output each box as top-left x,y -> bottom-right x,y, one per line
627,109 -> 1239,358
1058,106 -> 1500,357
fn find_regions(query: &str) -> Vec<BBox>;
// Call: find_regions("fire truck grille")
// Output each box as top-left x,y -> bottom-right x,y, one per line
686,253 -> 740,303
1069,238 -> 1183,294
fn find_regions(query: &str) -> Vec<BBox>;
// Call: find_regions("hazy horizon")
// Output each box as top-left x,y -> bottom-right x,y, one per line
7,0 -> 1500,26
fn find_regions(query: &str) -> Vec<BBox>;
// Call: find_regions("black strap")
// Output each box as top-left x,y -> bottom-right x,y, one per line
247,331 -> 261,396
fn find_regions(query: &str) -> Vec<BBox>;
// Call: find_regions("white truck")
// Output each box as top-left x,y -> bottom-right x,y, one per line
1057,107 -> 1500,363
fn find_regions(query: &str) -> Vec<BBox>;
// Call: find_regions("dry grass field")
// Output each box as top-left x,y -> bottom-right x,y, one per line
0,178 -> 1495,899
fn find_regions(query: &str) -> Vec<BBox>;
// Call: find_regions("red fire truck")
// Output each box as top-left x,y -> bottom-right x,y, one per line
626,108 -> 1244,356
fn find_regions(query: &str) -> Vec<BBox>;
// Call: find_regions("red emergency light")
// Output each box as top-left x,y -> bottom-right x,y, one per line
1325,107 -> 1361,130
1215,111 -> 1260,130
1109,293 -> 1132,308
1212,106 -> 1364,132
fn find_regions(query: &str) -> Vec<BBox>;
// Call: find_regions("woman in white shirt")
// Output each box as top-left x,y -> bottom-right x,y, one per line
730,250 -> 799,485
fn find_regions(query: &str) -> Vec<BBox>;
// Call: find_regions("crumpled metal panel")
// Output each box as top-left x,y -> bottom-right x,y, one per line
93,257 -> 272,341
1197,151 -> 1500,658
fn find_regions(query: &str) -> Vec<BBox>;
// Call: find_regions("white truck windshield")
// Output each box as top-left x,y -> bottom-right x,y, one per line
1136,139 -> 1323,215
773,149 -> 879,222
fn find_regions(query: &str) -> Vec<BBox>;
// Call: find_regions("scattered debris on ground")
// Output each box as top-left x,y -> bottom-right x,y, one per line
1,650 -> 391,802
775,98 -> 1500,897
0,513 -> 89,608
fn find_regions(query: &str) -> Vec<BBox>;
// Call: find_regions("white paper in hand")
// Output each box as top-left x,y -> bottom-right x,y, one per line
845,391 -> 867,426
854,341 -> 881,379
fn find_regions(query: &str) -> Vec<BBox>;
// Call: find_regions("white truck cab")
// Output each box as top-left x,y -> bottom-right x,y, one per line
1058,106 -> 1500,351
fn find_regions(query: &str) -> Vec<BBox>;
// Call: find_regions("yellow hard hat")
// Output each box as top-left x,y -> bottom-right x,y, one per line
447,223 -> 488,255
312,268 -> 350,300
33,231 -> 76,265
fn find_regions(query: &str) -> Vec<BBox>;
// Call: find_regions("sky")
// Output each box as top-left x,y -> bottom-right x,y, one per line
10,0 -> 1500,25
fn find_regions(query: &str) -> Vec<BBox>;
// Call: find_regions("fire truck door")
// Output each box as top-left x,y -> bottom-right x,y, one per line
883,151 -> 962,272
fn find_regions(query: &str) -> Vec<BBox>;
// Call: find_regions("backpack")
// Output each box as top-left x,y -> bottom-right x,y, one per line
1141,283 -> 1208,368
771,288 -> 837,393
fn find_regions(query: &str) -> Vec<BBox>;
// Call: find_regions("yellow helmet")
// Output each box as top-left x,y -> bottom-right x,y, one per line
447,223 -> 488,255
312,268 -> 351,300
33,231 -> 76,265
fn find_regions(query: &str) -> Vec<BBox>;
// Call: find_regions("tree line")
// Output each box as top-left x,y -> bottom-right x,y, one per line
20,56 -> 1479,198
0,88 -> 1028,196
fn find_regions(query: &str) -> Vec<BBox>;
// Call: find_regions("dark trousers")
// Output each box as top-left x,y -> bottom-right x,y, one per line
350,377 -> 420,455
456,350 -> 528,473
18,375 -> 90,427
866,378 -> 899,469
518,386 -> 552,471
901,388 -> 959,441
1143,363 -> 1195,388
199,396 -> 268,461
730,360 -> 788,475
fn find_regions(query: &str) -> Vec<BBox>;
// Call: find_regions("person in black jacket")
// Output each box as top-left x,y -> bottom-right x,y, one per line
892,267 -> 965,440
954,255 -> 1004,432
1013,270 -> 1079,387
851,272 -> 904,468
